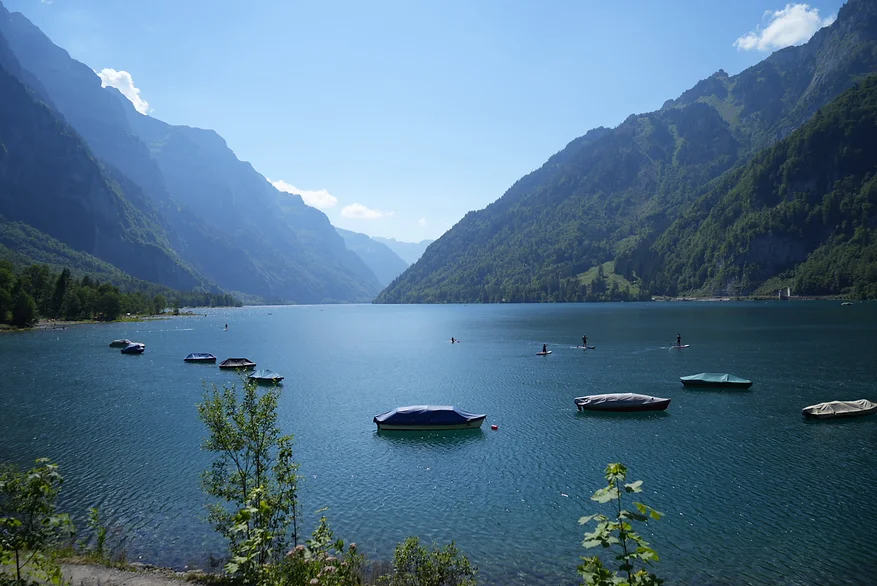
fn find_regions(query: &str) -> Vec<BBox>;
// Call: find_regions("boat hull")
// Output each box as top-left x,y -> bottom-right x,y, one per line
576,401 -> 669,413
376,417 -> 486,431
681,380 -> 752,389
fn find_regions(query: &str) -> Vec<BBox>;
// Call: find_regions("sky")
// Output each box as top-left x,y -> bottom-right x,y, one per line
7,0 -> 845,242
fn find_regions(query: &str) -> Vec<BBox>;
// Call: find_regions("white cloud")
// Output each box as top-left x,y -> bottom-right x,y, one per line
270,179 -> 338,209
341,203 -> 394,220
734,4 -> 836,52
418,218 -> 428,226
96,68 -> 150,114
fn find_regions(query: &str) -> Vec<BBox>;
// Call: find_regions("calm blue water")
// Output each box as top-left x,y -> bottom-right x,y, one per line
1,302 -> 876,585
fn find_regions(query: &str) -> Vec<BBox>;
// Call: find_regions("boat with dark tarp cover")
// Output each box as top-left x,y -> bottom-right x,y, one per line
219,358 -> 256,369
184,353 -> 217,363
574,393 -> 670,412
121,343 -> 145,355
374,405 -> 487,430
802,399 -> 877,419
248,370 -> 284,384
680,373 -> 753,389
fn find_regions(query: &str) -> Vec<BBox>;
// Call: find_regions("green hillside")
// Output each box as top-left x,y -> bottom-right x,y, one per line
377,0 -> 877,303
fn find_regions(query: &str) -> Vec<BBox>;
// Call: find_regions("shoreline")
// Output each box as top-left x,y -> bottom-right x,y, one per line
0,312 -> 209,334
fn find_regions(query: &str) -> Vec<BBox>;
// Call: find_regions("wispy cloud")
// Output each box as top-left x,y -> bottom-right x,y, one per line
418,218 -> 428,226
734,3 -> 835,52
270,179 -> 338,209
341,203 -> 394,220
95,68 -> 150,114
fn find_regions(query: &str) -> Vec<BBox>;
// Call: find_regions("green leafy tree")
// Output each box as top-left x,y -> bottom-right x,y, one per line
578,463 -> 662,586
152,294 -> 167,315
0,458 -> 74,585
11,288 -> 38,328
379,537 -> 477,586
198,378 -> 301,583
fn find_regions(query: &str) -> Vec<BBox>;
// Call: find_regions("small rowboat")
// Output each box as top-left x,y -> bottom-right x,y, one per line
184,353 -> 217,363
680,373 -> 752,389
802,399 -> 877,420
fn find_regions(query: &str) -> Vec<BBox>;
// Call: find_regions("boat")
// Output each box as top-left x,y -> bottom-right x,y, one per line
373,405 -> 487,431
680,373 -> 752,389
184,353 -> 217,363
120,343 -> 145,354
802,399 -> 877,420
536,351 -> 552,356
574,393 -> 670,412
219,358 -> 256,369
248,369 -> 284,384
109,339 -> 132,348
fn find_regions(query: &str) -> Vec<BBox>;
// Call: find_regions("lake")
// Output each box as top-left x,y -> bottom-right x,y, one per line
1,302 -> 876,585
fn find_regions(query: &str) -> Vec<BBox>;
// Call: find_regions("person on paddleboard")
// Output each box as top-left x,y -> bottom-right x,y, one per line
582,335 -> 587,347
676,334 -> 682,347
451,337 -> 456,344
542,343 -> 548,353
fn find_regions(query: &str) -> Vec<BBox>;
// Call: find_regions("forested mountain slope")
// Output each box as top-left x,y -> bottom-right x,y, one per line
0,0 -> 381,303
0,30 -> 202,291
377,0 -> 877,303
629,76 -> 877,298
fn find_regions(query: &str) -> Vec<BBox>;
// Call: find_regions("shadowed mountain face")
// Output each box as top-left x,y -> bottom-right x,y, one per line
377,0 -> 877,303
0,27 -> 202,291
371,237 -> 434,265
335,228 -> 409,287
0,1 -> 381,303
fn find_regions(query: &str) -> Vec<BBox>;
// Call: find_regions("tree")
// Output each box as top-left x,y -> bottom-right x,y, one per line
198,378 -> 301,583
152,294 -> 167,315
97,291 -> 122,321
0,458 -> 74,585
578,463 -> 662,586
11,288 -> 38,328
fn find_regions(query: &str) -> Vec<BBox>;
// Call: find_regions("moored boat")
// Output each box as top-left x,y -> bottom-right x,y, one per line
120,343 -> 145,354
219,358 -> 256,369
680,373 -> 752,389
574,393 -> 670,412
374,405 -> 486,431
248,369 -> 284,384
109,339 -> 132,348
184,353 -> 217,363
802,399 -> 877,420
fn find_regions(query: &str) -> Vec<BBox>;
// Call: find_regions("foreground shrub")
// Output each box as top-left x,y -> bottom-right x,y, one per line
0,458 -> 74,585
577,463 -> 662,586
378,536 -> 477,586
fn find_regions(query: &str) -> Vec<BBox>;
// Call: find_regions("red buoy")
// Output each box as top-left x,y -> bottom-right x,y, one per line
490,425 -> 498,430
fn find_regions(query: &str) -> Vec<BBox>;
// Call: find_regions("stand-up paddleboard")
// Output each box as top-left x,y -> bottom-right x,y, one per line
536,351 -> 552,356
671,344 -> 690,349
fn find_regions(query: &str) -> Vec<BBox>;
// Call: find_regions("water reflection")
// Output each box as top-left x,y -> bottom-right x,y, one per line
374,428 -> 486,447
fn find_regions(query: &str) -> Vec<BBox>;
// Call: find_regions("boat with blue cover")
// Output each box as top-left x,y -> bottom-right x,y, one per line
374,405 -> 486,431
121,343 -> 145,354
248,370 -> 284,384
184,353 -> 217,363
680,373 -> 752,389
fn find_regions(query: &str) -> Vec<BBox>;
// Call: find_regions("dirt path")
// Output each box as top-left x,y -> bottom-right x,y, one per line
61,563 -> 193,586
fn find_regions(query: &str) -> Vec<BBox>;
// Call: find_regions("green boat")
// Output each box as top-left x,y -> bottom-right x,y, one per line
680,373 -> 752,389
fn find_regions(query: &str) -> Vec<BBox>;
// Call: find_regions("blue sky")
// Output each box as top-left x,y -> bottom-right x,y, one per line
8,0 -> 845,242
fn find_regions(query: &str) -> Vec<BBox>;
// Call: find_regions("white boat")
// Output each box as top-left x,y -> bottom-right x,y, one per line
109,339 -> 132,348
374,405 -> 486,431
802,399 -> 877,419
575,393 -> 670,412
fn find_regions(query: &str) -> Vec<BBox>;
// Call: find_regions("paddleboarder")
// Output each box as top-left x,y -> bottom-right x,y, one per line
676,333 -> 682,347
542,343 -> 548,354
581,334 -> 587,347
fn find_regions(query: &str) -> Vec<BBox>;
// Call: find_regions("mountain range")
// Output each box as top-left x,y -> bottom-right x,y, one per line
0,0 -> 384,304
371,237 -> 434,265
377,0 -> 877,303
